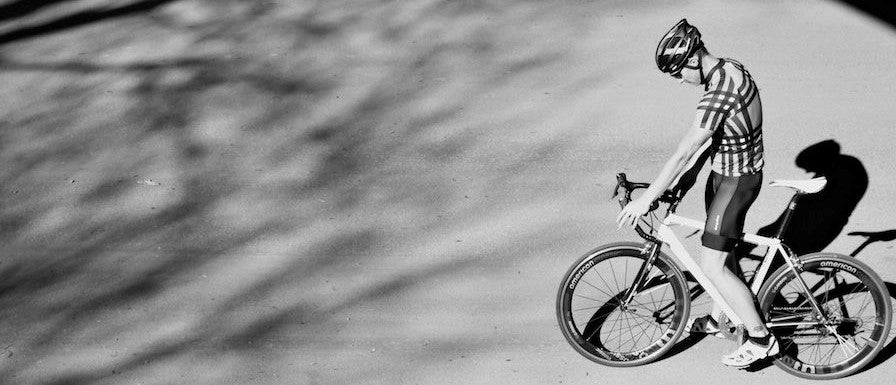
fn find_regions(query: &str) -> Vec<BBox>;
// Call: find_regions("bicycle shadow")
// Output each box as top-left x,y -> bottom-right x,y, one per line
739,230 -> 896,373
661,333 -> 709,360
735,229 -> 896,373
659,285 -> 714,361
846,230 -> 896,373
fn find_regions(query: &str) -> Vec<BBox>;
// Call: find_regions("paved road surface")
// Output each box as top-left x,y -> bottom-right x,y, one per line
0,1 -> 894,384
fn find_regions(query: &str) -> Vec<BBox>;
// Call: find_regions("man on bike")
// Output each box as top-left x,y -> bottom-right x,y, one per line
615,19 -> 776,368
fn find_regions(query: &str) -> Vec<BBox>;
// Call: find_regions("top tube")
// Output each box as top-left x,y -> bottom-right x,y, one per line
663,213 -> 781,247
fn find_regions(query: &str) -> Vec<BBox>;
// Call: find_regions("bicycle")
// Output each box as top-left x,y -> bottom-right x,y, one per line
556,173 -> 892,379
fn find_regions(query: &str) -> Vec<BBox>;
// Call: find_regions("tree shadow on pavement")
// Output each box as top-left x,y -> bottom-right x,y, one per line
0,0 -> 181,46
0,0 -> 71,23
0,1 -> 576,383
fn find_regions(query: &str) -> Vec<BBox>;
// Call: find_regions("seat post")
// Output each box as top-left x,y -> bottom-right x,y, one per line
775,193 -> 803,239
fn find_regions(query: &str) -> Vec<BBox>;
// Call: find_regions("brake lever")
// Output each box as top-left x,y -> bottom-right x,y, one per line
613,173 -> 627,199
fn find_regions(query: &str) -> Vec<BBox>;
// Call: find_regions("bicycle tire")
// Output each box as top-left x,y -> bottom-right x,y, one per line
757,253 -> 892,379
556,242 -> 690,366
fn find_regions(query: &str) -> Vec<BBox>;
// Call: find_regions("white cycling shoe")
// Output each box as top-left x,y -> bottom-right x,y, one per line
721,337 -> 780,368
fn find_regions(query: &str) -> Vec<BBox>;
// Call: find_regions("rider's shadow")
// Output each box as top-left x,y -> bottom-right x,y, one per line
734,140 -> 869,281
755,140 -> 868,255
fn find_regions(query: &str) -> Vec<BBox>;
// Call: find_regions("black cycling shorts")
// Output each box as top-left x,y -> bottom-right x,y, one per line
702,171 -> 762,252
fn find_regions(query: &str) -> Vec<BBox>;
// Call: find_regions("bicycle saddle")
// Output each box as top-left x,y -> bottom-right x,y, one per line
769,177 -> 827,194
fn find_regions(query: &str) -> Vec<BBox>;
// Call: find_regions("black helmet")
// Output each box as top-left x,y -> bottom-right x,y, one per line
655,19 -> 703,74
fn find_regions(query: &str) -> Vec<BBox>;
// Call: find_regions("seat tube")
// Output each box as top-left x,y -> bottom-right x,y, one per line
775,194 -> 802,239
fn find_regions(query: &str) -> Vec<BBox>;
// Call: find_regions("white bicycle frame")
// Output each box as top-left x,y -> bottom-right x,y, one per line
653,213 -> 816,328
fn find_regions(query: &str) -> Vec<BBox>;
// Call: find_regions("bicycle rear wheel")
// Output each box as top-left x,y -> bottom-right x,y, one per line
556,242 -> 690,366
758,253 -> 892,379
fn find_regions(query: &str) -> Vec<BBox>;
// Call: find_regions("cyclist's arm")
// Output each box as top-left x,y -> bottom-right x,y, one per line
671,140 -> 711,196
642,125 -> 714,202
617,125 -> 713,228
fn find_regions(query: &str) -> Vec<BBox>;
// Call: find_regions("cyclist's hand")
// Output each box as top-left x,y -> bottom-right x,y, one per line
616,197 -> 651,229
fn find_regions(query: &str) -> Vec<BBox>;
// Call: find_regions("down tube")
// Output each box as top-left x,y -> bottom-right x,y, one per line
656,224 -> 744,326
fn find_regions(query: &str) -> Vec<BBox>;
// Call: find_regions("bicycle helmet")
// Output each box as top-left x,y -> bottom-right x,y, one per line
655,19 -> 703,74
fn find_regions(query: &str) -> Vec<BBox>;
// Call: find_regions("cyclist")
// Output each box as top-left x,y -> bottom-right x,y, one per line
615,19 -> 776,368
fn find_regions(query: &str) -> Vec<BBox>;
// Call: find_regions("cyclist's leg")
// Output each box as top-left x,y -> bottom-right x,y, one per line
705,253 -> 746,324
699,172 -> 776,365
698,247 -> 767,336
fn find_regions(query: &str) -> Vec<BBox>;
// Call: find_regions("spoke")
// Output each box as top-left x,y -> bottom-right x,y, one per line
600,315 -> 656,336
652,274 -> 671,314
604,313 -> 630,349
594,305 -> 624,342
624,310 -> 664,324
571,305 -> 602,313
601,312 -> 659,351
600,319 -> 638,336
629,294 -> 674,311
782,286 -> 812,309
821,269 -> 834,305
624,257 -> 630,293
621,313 -> 653,351
608,258 -> 624,300
631,277 -> 672,298
578,279 -> 617,300
627,314 -> 651,350
643,283 -> 662,322
595,258 -> 638,299
852,291 -> 875,317
826,325 -> 860,355
583,263 -> 614,298
573,293 -> 611,303
800,333 -> 825,363
569,253 -> 684,357
820,337 -> 839,364
780,337 -> 797,353
619,310 -> 638,350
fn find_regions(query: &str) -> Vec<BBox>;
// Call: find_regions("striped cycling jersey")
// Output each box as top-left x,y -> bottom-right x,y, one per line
696,59 -> 764,176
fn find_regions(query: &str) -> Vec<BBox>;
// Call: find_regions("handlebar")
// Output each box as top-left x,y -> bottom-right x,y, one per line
611,173 -> 684,244
612,173 -> 682,213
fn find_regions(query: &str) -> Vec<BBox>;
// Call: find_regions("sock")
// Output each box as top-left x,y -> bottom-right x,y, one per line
748,333 -> 772,346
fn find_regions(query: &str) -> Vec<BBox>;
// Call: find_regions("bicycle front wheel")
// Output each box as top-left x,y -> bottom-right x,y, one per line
758,253 -> 892,379
556,242 -> 690,366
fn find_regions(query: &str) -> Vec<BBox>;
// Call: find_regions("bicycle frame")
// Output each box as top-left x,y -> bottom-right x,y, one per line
648,213 -> 827,328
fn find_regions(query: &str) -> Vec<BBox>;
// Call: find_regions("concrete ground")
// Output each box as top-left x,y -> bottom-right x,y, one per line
0,1 -> 894,384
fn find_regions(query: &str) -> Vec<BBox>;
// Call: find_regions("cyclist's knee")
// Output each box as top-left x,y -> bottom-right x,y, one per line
699,246 -> 729,280
701,232 -> 738,252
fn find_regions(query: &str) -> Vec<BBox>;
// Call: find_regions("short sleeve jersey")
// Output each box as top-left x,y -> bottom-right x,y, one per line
696,59 -> 764,176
